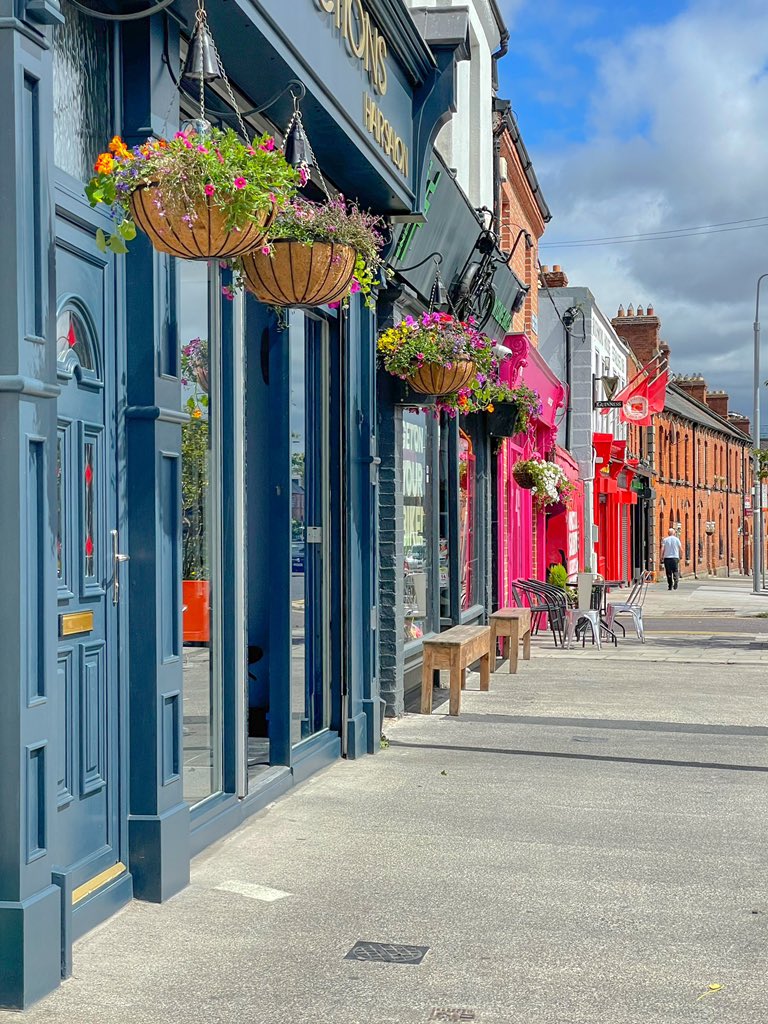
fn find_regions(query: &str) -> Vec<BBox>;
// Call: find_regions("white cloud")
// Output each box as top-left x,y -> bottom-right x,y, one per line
534,0 -> 768,420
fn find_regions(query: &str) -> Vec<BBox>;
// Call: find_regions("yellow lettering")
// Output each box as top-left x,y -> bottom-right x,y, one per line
347,0 -> 367,58
376,36 -> 388,95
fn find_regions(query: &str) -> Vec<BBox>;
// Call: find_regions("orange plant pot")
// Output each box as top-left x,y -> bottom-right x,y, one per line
183,579 -> 210,643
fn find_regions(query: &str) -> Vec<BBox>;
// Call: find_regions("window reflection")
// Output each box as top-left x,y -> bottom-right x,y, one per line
180,262 -> 221,804
291,316 -> 330,743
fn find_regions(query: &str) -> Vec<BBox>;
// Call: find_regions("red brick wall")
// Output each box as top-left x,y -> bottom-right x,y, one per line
498,128 -> 546,342
651,412 -> 751,576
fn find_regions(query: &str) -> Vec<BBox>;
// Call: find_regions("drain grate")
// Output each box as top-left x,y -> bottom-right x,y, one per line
345,940 -> 429,965
429,1009 -> 477,1022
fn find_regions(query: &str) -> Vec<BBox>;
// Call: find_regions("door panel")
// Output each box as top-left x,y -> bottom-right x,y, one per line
54,209 -> 121,891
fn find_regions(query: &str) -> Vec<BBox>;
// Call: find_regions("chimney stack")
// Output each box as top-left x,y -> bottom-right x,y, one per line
728,412 -> 752,438
612,303 -> 663,367
675,374 -> 708,406
706,390 -> 729,419
541,264 -> 569,288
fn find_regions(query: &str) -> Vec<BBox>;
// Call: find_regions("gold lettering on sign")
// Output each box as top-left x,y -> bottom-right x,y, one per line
315,0 -> 388,96
364,93 -> 409,175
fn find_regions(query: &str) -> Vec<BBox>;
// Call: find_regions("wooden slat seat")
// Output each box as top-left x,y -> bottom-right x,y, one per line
420,625 -> 492,716
489,607 -> 532,674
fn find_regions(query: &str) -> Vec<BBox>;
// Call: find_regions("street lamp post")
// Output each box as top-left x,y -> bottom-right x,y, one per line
752,273 -> 768,594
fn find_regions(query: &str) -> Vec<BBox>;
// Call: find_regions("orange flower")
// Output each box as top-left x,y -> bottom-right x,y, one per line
486,403 -> 495,413
94,152 -> 115,175
108,136 -> 132,159
192,407 -> 202,419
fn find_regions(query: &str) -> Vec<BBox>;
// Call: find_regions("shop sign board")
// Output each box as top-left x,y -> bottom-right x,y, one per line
390,151 -> 524,341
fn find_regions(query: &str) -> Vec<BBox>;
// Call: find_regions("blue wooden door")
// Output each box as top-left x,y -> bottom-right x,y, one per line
53,194 -> 126,934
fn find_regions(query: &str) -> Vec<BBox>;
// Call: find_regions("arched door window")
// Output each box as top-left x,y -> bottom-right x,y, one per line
56,304 -> 100,384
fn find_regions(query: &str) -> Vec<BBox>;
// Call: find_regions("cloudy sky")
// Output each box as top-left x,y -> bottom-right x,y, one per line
496,0 -> 768,427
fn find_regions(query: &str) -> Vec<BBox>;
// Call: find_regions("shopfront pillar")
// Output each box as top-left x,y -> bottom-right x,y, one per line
121,17 -> 189,905
0,6 -> 63,1008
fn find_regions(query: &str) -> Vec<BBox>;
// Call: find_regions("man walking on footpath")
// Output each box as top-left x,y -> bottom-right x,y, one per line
661,528 -> 682,590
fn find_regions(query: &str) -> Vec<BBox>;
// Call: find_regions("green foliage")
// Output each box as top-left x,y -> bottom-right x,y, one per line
181,419 -> 209,580
753,448 -> 768,480
548,564 -> 569,590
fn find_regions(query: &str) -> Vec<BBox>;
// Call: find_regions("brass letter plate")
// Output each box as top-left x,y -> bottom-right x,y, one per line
59,610 -> 94,636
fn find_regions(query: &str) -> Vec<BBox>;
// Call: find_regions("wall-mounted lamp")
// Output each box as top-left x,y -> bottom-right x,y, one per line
506,228 -> 534,263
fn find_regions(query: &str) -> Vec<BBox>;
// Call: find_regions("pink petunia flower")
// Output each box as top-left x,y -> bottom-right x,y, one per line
350,279 -> 361,294
259,138 -> 275,152
197,145 -> 209,154
234,177 -> 247,189
204,184 -> 215,196
299,167 -> 309,186
221,285 -> 235,301
261,245 -> 271,255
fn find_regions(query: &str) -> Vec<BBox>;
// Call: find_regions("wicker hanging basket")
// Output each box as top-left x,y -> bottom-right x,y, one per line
129,185 -> 275,260
405,358 -> 476,397
240,239 -> 357,307
512,462 -> 537,489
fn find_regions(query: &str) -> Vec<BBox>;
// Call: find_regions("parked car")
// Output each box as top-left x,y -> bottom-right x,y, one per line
292,542 -> 305,574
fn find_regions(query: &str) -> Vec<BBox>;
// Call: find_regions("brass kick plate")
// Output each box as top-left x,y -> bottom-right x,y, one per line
72,862 -> 126,905
59,610 -> 94,636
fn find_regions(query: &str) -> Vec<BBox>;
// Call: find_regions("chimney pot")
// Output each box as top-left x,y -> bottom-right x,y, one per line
618,305 -> 625,317
627,304 -> 635,316
647,305 -> 654,316
637,305 -> 644,316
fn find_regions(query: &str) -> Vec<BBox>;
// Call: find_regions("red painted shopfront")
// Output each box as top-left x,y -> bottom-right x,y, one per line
593,432 -> 638,582
496,335 -> 572,604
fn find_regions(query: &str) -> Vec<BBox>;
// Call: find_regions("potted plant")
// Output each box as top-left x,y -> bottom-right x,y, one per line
512,454 -> 572,508
548,563 -> 575,603
378,313 -> 493,398
85,126 -> 298,259
237,195 -> 386,308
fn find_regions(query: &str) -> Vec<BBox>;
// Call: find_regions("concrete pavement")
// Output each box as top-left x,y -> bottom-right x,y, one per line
4,578 -> 767,1024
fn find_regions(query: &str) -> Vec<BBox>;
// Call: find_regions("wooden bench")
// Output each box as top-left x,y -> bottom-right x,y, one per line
420,625 -> 492,717
489,607 -> 532,674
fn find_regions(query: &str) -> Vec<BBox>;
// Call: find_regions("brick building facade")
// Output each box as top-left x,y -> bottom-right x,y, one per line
494,100 -> 551,341
611,307 -> 753,576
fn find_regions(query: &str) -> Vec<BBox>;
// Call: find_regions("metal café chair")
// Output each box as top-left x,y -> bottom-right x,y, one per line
605,570 -> 653,643
519,579 -> 568,648
512,580 -> 566,648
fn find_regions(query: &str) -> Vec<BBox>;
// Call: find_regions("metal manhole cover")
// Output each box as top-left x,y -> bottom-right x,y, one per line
345,940 -> 429,965
429,1010 -> 477,1022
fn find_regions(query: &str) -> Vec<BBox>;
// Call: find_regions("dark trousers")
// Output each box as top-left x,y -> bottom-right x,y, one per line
664,558 -> 680,589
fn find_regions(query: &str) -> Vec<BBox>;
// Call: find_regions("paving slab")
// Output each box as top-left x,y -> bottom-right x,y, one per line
3,577 -> 767,1024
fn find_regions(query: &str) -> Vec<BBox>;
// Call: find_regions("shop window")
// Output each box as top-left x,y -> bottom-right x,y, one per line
52,0 -> 112,182
180,261 -> 222,806
402,409 -> 434,643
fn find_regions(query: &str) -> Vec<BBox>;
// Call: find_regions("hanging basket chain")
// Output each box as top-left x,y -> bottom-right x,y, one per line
201,5 -> 253,142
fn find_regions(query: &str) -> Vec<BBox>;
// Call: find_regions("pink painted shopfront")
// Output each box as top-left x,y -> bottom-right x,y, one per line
496,334 -> 573,605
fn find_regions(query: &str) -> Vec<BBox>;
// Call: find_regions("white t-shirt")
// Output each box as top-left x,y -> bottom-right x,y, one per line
661,535 -> 682,560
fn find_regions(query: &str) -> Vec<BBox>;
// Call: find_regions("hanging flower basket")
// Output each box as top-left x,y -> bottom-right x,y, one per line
129,184 -> 276,260
485,385 -> 541,437
405,358 -> 477,396
512,462 -> 538,489
378,313 -> 497,406
236,197 -> 386,308
240,239 -> 357,306
512,456 -> 572,508
85,126 -> 298,259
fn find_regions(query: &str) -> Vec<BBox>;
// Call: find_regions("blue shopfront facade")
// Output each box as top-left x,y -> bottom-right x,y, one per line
0,0 -> 465,1008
